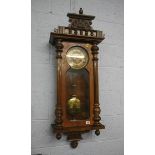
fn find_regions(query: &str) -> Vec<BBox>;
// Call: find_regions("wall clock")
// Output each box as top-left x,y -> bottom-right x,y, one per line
49,8 -> 105,148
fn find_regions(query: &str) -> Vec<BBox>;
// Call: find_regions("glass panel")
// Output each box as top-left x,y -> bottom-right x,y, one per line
66,68 -> 90,120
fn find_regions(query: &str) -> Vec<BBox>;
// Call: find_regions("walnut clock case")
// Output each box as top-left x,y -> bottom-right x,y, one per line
49,8 -> 105,148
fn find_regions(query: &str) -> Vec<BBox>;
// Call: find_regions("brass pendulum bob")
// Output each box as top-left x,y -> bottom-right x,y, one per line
67,94 -> 81,115
67,84 -> 81,119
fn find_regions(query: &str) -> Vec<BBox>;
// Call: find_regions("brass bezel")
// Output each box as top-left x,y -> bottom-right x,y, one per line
66,46 -> 89,69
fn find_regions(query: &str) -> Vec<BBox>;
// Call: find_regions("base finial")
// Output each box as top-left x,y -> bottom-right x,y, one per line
71,140 -> 78,148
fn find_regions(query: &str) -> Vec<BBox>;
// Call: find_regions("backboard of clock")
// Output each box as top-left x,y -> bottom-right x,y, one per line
49,8 -> 105,148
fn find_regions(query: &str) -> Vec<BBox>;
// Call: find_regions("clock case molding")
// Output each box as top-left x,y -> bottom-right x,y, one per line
49,8 -> 105,148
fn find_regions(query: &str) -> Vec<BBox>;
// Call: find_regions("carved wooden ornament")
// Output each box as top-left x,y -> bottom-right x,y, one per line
49,8 -> 105,148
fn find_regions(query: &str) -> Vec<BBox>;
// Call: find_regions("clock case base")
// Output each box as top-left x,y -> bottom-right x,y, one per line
52,123 -> 105,148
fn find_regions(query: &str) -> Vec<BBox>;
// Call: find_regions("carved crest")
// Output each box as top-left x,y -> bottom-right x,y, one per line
67,8 -> 95,30
50,8 -> 104,45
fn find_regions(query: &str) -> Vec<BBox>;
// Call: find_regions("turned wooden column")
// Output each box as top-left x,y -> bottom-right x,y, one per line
55,39 -> 63,139
91,43 -> 101,135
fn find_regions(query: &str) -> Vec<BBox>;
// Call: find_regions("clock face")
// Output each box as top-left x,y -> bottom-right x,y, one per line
66,46 -> 88,69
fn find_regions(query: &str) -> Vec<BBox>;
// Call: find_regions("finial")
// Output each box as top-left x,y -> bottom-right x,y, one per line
79,8 -> 83,14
